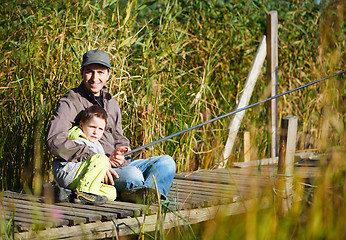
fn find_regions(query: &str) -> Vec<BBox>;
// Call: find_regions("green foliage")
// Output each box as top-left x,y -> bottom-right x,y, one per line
0,0 -> 345,238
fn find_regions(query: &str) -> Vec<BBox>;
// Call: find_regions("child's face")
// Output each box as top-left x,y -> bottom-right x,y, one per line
79,116 -> 106,143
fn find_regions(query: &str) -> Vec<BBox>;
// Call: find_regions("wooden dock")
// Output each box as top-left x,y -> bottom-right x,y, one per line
1,156 -> 319,239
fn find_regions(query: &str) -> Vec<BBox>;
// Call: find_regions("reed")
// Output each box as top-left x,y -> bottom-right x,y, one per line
0,0 -> 343,187
0,0 -> 344,238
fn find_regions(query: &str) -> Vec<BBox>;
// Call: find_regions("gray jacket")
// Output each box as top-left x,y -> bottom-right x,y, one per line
46,82 -> 131,165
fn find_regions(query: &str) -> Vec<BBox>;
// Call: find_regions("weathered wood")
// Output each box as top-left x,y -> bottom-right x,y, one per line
266,11 -> 279,158
3,196 -> 87,226
3,200 -> 70,227
15,198 -> 271,239
168,187 -> 233,207
232,151 -> 320,168
174,170 -> 274,186
172,178 -> 244,194
276,116 -> 298,216
174,167 -> 265,177
2,162 -> 319,239
233,157 -> 278,168
168,181 -> 258,208
4,209 -> 53,229
220,35 -> 267,167
244,131 -> 251,162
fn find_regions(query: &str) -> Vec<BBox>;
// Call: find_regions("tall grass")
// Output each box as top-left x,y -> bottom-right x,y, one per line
0,0 -> 345,239
0,1 -> 345,237
0,0 -> 344,188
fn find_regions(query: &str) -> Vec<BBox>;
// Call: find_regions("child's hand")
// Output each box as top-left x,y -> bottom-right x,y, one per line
104,164 -> 119,185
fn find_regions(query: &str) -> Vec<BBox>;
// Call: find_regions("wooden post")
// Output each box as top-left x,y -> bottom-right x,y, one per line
266,11 -> 279,158
219,36 -> 266,167
276,116 -> 298,216
244,131 -> 251,162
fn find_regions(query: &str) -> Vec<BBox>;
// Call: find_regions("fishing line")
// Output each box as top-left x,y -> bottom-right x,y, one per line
124,70 -> 345,156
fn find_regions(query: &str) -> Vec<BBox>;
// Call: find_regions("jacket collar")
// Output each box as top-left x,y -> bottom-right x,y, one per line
68,126 -> 88,141
79,81 -> 112,101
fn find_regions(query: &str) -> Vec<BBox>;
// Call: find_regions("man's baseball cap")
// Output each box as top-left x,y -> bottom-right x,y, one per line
81,50 -> 111,68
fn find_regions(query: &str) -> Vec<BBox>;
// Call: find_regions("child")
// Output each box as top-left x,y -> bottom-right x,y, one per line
52,105 -> 116,204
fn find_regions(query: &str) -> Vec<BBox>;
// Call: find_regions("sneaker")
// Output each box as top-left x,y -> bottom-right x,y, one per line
119,186 -> 159,204
73,190 -> 108,205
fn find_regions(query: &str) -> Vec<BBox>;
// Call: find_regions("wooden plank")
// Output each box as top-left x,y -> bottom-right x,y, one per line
266,10 -> 279,158
172,179 -> 240,194
3,198 -> 87,226
165,198 -> 194,210
232,157 -> 279,168
5,216 -> 36,232
4,190 -> 155,219
231,152 -> 320,168
2,201 -> 69,227
3,196 -> 95,222
3,191 -> 133,221
168,188 -> 230,207
2,162 -> 319,237
4,210 -> 46,232
2,191 -> 154,227
4,210 -> 56,230
109,200 -> 155,212
106,201 -> 152,216
244,131 -> 251,162
56,202 -> 132,219
276,116 -> 298,215
168,187 -> 213,208
2,195 -> 103,223
220,35 -> 267,167
175,166 -> 276,177
169,177 -> 271,206
15,198 -> 271,239
169,183 -> 238,209
167,176 -> 273,209
172,182 -> 258,201
171,179 -> 257,199
174,170 -> 274,185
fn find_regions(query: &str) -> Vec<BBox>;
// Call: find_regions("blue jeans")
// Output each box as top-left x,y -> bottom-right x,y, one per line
112,155 -> 176,198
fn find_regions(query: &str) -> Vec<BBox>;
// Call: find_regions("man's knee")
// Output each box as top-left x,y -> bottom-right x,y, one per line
114,166 -> 144,185
156,155 -> 176,173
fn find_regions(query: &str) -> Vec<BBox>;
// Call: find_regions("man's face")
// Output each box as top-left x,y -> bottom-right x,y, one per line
79,116 -> 106,143
81,63 -> 110,96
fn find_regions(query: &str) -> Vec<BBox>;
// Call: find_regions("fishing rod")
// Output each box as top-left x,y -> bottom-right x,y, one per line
124,70 -> 345,157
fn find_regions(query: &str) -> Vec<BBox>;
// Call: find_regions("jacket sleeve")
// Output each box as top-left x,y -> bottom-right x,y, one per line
111,100 -> 132,167
101,98 -> 130,155
111,99 -> 131,149
45,94 -> 95,162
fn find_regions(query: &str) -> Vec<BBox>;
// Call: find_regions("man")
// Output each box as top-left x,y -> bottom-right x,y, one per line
46,49 -> 176,203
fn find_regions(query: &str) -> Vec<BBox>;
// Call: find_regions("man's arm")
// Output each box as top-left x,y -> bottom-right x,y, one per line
110,101 -> 131,166
46,95 -> 95,162
101,98 -> 131,167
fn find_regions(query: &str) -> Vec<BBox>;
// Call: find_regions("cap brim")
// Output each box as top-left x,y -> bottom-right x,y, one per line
81,60 -> 111,68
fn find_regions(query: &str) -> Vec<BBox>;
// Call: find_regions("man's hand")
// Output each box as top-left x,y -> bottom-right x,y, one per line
104,164 -> 119,185
109,146 -> 130,167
